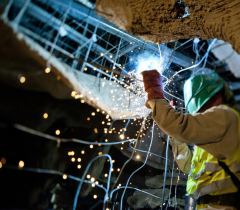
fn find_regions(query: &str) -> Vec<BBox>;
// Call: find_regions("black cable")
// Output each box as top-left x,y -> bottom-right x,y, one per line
218,160 -> 240,191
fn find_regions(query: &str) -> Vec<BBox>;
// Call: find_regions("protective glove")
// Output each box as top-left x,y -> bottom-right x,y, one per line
142,70 -> 164,101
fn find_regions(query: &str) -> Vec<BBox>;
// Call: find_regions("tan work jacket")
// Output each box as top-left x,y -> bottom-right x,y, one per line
148,99 -> 240,161
148,99 -> 240,210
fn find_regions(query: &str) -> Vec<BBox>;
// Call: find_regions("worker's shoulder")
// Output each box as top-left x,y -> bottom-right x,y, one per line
206,104 -> 239,117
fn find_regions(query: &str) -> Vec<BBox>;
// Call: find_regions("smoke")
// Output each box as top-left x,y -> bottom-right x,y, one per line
133,52 -> 165,78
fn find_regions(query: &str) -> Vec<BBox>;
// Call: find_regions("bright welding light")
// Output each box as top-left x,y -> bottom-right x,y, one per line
134,52 -> 165,77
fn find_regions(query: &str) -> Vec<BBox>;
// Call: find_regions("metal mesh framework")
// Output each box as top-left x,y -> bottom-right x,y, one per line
1,0 -> 192,85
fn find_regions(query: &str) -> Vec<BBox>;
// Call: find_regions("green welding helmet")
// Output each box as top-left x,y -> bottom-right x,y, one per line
183,71 -> 225,114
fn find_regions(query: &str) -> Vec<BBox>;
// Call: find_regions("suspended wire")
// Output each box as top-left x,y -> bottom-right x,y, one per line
174,169 -> 182,210
166,39 -> 217,83
166,154 -> 176,208
110,186 -> 163,200
128,141 -> 171,162
161,136 -> 170,209
111,117 -> 148,190
14,124 -> 136,146
72,154 -> 113,210
119,121 -> 155,210
46,0 -> 73,67
4,165 -> 107,192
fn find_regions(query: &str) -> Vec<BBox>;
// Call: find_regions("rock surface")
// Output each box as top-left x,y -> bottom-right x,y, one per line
96,0 -> 240,52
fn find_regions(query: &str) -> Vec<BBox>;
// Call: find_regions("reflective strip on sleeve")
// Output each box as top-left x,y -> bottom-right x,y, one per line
192,178 -> 238,199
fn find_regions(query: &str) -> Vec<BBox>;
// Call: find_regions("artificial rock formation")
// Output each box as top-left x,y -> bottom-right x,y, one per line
96,0 -> 240,52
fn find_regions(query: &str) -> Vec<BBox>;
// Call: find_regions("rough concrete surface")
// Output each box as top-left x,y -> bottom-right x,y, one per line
96,0 -> 240,52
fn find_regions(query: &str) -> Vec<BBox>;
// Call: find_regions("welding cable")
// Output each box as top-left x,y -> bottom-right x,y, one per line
119,122 -> 155,210
72,154 -> 113,210
14,124 -> 136,146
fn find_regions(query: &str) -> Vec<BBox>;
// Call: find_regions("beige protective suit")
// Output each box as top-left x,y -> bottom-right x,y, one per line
148,99 -> 240,210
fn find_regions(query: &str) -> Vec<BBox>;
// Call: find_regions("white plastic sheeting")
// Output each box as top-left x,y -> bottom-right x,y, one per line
212,40 -> 240,78
14,31 -> 150,120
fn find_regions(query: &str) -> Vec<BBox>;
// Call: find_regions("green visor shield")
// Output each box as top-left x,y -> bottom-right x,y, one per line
183,72 -> 224,114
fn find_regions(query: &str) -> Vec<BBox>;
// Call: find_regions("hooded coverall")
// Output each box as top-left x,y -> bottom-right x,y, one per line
148,99 -> 240,210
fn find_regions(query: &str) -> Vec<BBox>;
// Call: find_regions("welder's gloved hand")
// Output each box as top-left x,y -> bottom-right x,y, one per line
142,70 -> 164,108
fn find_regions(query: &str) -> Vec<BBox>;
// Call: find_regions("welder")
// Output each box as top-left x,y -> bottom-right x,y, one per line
142,69 -> 240,210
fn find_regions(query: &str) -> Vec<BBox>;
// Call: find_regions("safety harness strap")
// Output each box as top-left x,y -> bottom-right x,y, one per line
218,160 -> 240,191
